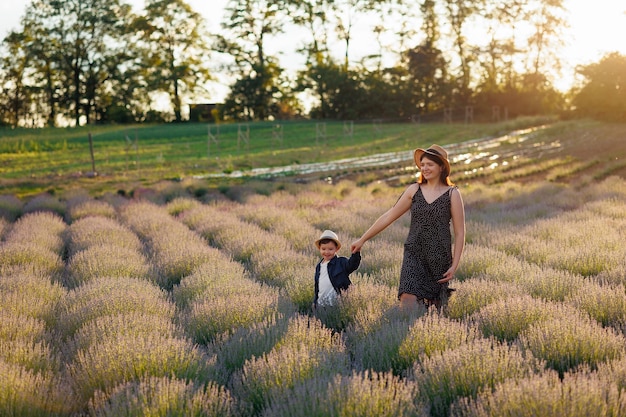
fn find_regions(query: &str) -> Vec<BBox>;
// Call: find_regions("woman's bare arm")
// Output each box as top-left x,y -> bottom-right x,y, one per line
439,187 -> 466,283
350,183 -> 417,253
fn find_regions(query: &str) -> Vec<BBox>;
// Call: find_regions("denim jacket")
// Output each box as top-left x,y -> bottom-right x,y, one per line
314,252 -> 361,307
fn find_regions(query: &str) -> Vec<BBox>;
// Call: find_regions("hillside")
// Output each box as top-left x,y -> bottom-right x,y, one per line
0,118 -> 624,200
326,121 -> 626,187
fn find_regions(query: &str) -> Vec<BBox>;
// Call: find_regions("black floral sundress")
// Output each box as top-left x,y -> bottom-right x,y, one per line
398,186 -> 454,301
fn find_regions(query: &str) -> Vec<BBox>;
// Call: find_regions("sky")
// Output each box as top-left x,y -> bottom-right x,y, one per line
1,0 -> 625,102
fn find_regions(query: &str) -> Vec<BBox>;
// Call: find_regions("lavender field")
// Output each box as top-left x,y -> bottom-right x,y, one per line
1,169 -> 626,416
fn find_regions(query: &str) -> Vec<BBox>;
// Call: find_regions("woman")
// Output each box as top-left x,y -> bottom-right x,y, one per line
351,144 -> 465,310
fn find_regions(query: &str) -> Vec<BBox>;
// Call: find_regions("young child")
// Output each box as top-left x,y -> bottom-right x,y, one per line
313,230 -> 361,308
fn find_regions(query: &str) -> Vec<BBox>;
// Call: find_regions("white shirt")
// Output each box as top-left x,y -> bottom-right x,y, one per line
317,260 -> 337,306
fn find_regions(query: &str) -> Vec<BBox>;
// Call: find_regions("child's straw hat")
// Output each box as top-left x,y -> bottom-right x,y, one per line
315,230 -> 341,249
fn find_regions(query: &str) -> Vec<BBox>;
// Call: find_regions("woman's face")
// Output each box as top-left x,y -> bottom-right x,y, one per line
420,155 -> 443,183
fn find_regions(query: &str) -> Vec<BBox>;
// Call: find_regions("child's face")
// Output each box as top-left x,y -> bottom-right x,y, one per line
319,241 -> 339,262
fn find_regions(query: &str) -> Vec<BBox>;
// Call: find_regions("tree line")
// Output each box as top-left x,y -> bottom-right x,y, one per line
0,0 -> 624,128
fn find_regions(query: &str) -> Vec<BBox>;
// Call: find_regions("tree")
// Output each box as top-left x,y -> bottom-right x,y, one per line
40,0 -> 130,126
442,0 -> 483,105
221,64 -> 285,120
359,65 -> 412,120
216,0 -> 287,121
286,0 -> 334,117
289,0 -> 386,119
381,0 -> 419,64
0,0 -> 137,126
331,0 -> 386,70
573,53 -> 626,122
403,0 -> 449,115
483,0 -> 527,89
20,5 -> 62,127
97,41 -> 151,124
0,31 -> 31,127
525,0 -> 567,86
406,42 -> 448,116
286,0 -> 333,58
133,0 -> 211,123
303,62 -> 365,119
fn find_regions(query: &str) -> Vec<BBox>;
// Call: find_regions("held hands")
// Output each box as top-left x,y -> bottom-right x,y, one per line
350,239 -> 364,254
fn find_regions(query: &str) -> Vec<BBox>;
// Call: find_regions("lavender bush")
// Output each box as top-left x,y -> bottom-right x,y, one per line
0,174 -> 623,416
88,376 -> 239,417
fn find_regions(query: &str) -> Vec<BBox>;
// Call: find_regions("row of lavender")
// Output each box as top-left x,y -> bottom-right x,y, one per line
1,175 -> 626,416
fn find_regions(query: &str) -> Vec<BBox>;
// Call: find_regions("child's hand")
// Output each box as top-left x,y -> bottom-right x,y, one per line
350,239 -> 363,253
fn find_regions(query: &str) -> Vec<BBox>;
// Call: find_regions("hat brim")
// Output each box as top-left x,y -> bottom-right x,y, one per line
414,148 -> 451,173
315,238 -> 341,250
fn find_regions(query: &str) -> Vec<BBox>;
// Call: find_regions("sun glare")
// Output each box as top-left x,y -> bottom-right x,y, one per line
565,0 -> 626,64
549,0 -> 626,90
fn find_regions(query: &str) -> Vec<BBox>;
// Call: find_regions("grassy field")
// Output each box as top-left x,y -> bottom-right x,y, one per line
0,116 -> 564,198
2,117 -> 625,200
0,118 -> 626,416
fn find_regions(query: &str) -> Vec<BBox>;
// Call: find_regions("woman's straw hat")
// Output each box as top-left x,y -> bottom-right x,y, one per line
315,230 -> 341,249
414,144 -> 451,173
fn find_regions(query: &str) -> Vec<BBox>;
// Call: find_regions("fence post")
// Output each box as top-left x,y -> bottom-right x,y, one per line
124,130 -> 139,176
465,106 -> 474,124
272,124 -> 283,148
238,124 -> 249,151
316,122 -> 327,145
135,130 -> 139,174
372,119 -> 382,136
492,106 -> 500,122
444,108 -> 453,123
88,132 -> 96,176
343,120 -> 353,139
208,124 -> 219,157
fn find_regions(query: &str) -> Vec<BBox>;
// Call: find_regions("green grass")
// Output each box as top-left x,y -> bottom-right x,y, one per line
0,116 -> 555,197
